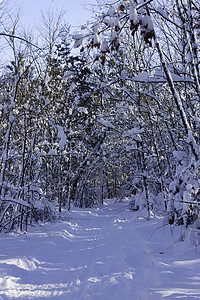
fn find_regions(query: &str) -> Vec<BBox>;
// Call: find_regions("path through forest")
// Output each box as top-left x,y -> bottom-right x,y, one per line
0,199 -> 200,299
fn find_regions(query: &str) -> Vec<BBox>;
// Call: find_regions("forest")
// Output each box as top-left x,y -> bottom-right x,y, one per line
0,0 -> 200,234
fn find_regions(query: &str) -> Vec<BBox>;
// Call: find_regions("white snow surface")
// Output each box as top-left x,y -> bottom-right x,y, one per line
57,126 -> 67,149
0,199 -> 200,299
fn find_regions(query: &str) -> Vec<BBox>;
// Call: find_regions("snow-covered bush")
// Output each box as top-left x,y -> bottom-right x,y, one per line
31,200 -> 58,223
166,154 -> 200,228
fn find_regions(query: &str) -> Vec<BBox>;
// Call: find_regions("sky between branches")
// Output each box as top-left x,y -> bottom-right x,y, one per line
16,0 -> 93,29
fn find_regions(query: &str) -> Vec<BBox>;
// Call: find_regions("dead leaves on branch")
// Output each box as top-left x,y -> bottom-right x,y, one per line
119,4 -> 125,12
73,2 -> 155,64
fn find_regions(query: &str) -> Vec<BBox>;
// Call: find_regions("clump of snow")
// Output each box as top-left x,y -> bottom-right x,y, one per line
9,113 -> 15,123
47,149 -> 57,156
92,23 -> 101,33
133,72 -> 150,82
104,17 -> 113,27
72,34 -> 84,48
126,144 -> 136,152
57,125 -> 67,148
129,6 -> 137,23
101,39 -> 109,52
123,127 -> 144,137
173,150 -> 186,161
64,70 -> 75,78
30,185 -> 43,195
93,32 -> 100,46
113,17 -> 120,30
111,30 -> 118,41
98,118 -> 115,129
107,6 -> 116,17
140,15 -> 154,31
78,107 -> 88,114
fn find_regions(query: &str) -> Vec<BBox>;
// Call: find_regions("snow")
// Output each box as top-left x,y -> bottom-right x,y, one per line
107,7 -> 116,17
123,127 -> 144,137
129,6 -> 137,23
103,18 -> 114,27
123,127 -> 143,142
133,72 -> 150,82
100,39 -> 109,52
110,31 -> 118,42
171,73 -> 193,82
133,71 -> 193,83
2,197 -> 30,208
93,33 -> 100,46
57,126 -> 67,149
92,23 -> 101,34
77,107 -> 88,114
46,149 -> 57,156
72,34 -> 84,48
173,150 -> 185,161
98,118 -> 115,129
113,17 -> 120,30
63,71 -> 75,78
140,15 -> 154,31
126,144 -> 137,152
30,185 -> 43,196
9,113 -> 14,123
0,199 -> 200,299
156,7 -> 168,19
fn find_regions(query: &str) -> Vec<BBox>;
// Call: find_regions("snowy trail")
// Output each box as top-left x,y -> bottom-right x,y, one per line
0,199 -> 200,299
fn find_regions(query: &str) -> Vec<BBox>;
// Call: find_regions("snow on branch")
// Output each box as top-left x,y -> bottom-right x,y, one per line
72,0 -> 154,56
57,125 -> 67,148
98,118 -> 115,129
131,72 -> 194,83
2,196 -> 30,208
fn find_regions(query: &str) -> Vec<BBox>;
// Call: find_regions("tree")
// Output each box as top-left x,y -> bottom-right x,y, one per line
73,0 -> 200,224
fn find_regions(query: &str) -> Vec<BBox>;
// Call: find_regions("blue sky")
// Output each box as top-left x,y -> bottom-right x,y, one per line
16,0 -> 93,30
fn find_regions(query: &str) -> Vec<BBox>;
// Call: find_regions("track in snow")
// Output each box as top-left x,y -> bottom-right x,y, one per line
0,199 -> 200,299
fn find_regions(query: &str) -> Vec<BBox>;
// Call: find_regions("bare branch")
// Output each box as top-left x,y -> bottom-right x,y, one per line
0,32 -> 41,49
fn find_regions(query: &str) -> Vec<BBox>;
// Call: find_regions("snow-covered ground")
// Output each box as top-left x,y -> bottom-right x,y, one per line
0,199 -> 200,299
